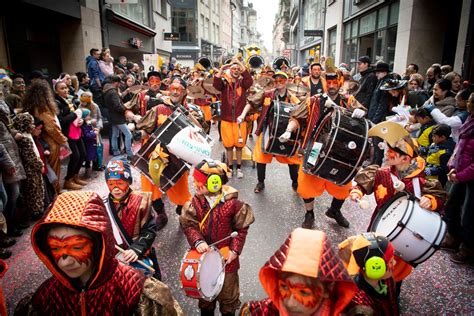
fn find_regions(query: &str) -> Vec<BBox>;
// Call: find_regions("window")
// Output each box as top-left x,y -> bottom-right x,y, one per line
389,2 -> 399,25
359,11 -> 376,35
159,0 -> 167,18
377,6 -> 388,29
171,7 -> 197,43
204,18 -> 210,40
111,0 -> 151,26
328,28 -> 337,58
200,14 -> 204,38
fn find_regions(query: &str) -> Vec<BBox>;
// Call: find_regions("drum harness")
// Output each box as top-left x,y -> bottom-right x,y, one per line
389,173 -> 421,199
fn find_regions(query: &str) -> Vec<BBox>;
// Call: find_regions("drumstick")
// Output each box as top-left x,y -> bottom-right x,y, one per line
208,232 -> 238,248
115,245 -> 155,273
237,123 -> 243,143
212,261 -> 228,286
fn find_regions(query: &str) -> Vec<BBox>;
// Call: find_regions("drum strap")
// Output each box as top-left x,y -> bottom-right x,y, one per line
103,196 -> 126,246
199,192 -> 224,232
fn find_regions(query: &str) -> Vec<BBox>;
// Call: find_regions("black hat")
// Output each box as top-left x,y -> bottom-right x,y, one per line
380,79 -> 408,91
29,70 -> 47,80
147,71 -> 161,79
374,62 -> 390,73
358,56 -> 371,64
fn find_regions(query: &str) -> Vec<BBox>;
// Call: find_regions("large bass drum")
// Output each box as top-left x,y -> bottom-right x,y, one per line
131,131 -> 188,192
262,100 -> 300,157
370,192 -> 446,265
303,107 -> 369,185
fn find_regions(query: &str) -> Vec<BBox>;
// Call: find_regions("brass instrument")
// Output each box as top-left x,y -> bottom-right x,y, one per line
247,55 -> 265,70
196,56 -> 212,70
272,56 -> 291,71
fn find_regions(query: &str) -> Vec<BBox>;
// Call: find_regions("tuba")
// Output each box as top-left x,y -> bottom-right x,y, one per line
247,55 -> 265,70
272,56 -> 291,71
197,56 -> 212,70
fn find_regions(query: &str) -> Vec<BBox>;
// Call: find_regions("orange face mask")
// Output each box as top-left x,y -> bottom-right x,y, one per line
148,76 -> 161,87
278,279 -> 324,309
386,147 -> 399,160
47,235 -> 94,264
106,179 -> 130,192
169,84 -> 184,94
274,78 -> 288,85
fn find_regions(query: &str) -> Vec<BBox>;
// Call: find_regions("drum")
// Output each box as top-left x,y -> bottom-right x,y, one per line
303,107 -> 370,185
210,101 -> 221,120
156,110 -> 212,166
131,131 -> 188,192
180,247 -> 225,301
370,192 -> 446,265
262,100 -> 300,157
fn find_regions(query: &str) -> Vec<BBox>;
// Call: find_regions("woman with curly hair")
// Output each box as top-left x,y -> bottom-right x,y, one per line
23,81 -> 67,192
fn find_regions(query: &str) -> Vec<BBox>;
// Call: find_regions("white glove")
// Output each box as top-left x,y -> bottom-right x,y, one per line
74,108 -> 83,118
279,131 -> 292,143
127,123 -> 135,132
236,116 -> 244,124
352,108 -> 366,119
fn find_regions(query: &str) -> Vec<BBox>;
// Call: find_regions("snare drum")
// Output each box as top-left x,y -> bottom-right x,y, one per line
371,192 -> 446,265
262,100 -> 300,157
180,247 -> 225,301
303,107 -> 370,185
131,132 -> 188,192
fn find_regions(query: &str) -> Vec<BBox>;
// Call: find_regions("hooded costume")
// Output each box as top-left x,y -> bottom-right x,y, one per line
241,228 -> 357,315
15,191 -> 182,315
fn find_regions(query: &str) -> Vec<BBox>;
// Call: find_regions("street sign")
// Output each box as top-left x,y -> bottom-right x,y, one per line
304,30 -> 323,37
164,32 -> 180,41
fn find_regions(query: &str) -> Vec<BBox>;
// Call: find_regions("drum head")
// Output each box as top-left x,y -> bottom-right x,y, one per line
199,249 -> 225,299
371,193 -> 410,236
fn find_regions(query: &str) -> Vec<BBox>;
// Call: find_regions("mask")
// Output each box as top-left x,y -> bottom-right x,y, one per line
47,235 -> 93,264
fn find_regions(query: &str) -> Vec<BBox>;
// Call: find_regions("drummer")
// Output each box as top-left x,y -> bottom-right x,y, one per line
136,77 -> 194,223
349,121 -> 446,230
246,71 -> 301,193
279,64 -> 354,229
179,159 -> 255,316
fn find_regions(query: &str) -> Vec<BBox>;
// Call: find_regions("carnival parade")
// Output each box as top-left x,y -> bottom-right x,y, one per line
0,0 -> 473,315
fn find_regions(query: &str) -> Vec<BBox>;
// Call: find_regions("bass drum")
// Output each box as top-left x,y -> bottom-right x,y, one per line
370,192 -> 446,265
303,107 -> 369,185
262,100 -> 300,157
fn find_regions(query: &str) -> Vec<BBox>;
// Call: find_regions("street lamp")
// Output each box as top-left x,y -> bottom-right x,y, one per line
230,1 -> 237,54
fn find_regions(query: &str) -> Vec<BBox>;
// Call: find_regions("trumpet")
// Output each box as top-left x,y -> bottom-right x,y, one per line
196,56 -> 212,70
273,56 -> 291,71
247,55 -> 265,70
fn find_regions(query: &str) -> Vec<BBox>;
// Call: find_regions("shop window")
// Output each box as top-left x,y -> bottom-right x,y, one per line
389,2 -> 399,25
160,0 -> 167,18
351,19 -> 358,38
359,11 -> 376,35
377,6 -> 388,29
328,28 -> 337,59
111,0 -> 151,27
344,24 -> 351,40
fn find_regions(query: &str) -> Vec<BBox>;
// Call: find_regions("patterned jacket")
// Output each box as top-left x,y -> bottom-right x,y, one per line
180,186 -> 254,273
15,191 -> 182,316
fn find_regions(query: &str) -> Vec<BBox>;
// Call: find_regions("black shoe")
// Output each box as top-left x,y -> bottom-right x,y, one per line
292,181 -> 298,191
0,237 -> 16,248
0,248 -> 11,260
325,209 -> 350,228
254,182 -> 265,193
302,212 -> 315,229
6,227 -> 23,237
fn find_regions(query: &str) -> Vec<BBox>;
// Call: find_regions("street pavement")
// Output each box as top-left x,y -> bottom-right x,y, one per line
3,126 -> 474,314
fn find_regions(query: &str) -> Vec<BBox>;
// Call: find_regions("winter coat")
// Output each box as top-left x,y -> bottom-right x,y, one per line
448,115 -> 474,182
180,185 -> 255,273
15,191 -> 183,315
354,68 -> 378,108
213,70 -> 253,122
423,96 -> 456,118
240,229 -> 357,316
103,83 -> 126,125
368,75 -> 392,123
98,60 -> 114,78
33,110 -> 68,147
425,137 -> 456,186
81,124 -> 98,161
0,119 -> 26,184
86,55 -> 105,88
55,95 -> 78,139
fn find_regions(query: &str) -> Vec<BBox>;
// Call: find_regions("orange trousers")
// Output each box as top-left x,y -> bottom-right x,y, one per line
297,167 -> 352,200
141,171 -> 191,206
252,134 -> 301,164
